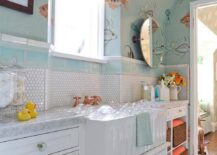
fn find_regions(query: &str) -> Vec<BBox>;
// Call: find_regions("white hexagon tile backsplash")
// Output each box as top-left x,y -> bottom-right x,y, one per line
0,68 -> 158,117
25,68 -> 46,111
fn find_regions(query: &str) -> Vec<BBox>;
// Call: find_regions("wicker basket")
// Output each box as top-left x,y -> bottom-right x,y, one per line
173,122 -> 186,147
167,128 -> 171,142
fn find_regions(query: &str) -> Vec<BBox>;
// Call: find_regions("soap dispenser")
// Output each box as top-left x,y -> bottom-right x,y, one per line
141,81 -> 149,101
159,80 -> 170,101
149,85 -> 155,102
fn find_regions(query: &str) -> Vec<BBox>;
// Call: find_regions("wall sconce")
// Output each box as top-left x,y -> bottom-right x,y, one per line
106,0 -> 128,9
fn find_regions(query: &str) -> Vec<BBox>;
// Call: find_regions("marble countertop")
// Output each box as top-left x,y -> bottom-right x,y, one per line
0,107 -> 86,142
136,100 -> 189,109
0,100 -> 189,142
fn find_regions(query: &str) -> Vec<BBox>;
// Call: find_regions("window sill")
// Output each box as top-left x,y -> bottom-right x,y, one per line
50,51 -> 108,64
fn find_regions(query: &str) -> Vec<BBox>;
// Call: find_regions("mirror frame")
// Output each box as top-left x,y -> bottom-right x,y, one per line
140,16 -> 160,67
0,0 -> 34,14
140,16 -> 153,67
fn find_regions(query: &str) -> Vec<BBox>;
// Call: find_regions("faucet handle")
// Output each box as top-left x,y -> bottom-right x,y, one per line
73,96 -> 81,107
83,96 -> 89,105
91,96 -> 102,105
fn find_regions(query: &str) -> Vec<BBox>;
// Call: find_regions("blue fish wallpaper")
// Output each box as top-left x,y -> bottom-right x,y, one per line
0,0 -> 192,74
105,0 -> 191,65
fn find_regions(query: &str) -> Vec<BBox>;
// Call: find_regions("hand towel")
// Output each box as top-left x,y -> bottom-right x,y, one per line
136,112 -> 153,146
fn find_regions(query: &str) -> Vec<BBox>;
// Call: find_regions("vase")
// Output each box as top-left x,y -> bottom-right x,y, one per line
169,86 -> 181,100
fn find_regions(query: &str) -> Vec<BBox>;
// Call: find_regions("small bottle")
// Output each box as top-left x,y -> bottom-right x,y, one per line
149,85 -> 155,102
159,80 -> 170,101
141,81 -> 149,101
155,85 -> 160,101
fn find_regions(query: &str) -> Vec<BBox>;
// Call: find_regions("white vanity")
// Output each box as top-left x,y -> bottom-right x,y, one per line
0,109 -> 86,155
0,100 -> 189,155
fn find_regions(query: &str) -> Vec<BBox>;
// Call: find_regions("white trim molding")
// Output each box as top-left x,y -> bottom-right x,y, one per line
50,51 -> 108,64
160,64 -> 189,69
190,0 -> 217,154
0,33 -> 50,50
104,56 -> 145,65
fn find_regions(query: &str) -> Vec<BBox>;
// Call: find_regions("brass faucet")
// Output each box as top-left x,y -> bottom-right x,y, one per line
83,96 -> 102,105
73,96 -> 81,107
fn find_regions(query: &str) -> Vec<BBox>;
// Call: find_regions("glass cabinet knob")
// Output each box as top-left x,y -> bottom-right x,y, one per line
37,142 -> 47,152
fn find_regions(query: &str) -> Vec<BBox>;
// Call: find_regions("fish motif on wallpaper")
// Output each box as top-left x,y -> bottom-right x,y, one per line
177,0 -> 185,5
135,10 -> 159,33
104,18 -> 118,46
138,0 -> 157,18
143,10 -> 154,17
106,0 -> 128,9
180,12 -> 190,28
39,3 -> 48,19
175,42 -> 190,55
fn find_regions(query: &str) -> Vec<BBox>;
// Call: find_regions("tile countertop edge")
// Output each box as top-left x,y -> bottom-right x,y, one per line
0,114 -> 86,143
165,100 -> 189,109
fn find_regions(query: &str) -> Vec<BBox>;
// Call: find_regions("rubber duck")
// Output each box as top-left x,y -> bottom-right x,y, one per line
25,101 -> 36,111
17,109 -> 31,121
25,101 -> 38,118
29,109 -> 38,118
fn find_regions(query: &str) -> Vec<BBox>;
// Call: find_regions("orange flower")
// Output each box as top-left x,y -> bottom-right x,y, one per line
167,72 -> 185,87
168,72 -> 178,77
175,76 -> 181,85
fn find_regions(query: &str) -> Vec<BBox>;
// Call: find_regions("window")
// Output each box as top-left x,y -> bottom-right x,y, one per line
52,0 -> 104,59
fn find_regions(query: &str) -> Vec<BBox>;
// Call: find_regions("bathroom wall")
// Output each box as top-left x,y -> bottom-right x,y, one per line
163,0 -> 190,65
0,0 -> 175,72
120,0 -> 174,59
0,0 -> 185,112
0,0 -> 48,41
0,0 -> 49,113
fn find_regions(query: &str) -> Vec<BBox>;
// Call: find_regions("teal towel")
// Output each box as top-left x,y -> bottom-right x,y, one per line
136,112 -> 153,147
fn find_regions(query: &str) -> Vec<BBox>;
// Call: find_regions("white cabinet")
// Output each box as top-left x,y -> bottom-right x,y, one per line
0,127 -> 80,155
167,106 -> 187,121
166,105 -> 188,155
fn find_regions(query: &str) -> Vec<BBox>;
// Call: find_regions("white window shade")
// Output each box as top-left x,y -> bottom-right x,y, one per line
53,0 -> 104,59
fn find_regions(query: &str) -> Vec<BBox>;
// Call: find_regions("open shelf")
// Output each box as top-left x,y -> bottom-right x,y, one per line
166,105 -> 188,155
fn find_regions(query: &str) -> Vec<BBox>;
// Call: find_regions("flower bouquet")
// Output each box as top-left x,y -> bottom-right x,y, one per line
159,72 -> 186,100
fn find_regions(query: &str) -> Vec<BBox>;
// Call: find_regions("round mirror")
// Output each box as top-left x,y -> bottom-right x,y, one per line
140,16 -> 162,67
140,17 -> 152,66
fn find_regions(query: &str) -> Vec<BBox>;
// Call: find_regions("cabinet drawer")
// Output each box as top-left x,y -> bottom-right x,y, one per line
167,106 -> 187,120
0,127 -> 79,155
